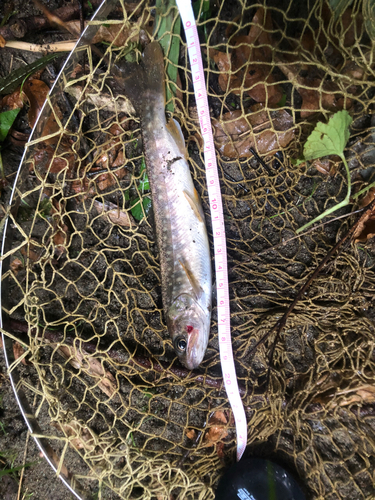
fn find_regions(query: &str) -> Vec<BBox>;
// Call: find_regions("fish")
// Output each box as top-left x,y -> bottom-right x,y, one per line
114,41 -> 212,370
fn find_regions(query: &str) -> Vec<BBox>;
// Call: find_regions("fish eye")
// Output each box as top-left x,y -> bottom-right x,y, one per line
174,336 -> 187,353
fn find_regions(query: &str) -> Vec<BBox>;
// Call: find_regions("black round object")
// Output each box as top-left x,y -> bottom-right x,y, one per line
215,457 -> 306,500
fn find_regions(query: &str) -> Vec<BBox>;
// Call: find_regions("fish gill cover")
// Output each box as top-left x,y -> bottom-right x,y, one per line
1,0 -> 375,498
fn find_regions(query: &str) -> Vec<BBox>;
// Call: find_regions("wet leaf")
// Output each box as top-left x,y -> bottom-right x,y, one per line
357,187 -> 375,209
225,7 -> 283,104
202,411 -> 228,446
94,200 -> 134,228
52,420 -> 99,453
64,85 -> 135,115
298,80 -> 352,119
20,241 -> 42,263
312,157 -> 340,176
131,196 -> 152,220
353,201 -> 375,243
209,49 -> 232,93
22,79 -> 50,128
0,108 -> 20,142
204,425 -> 228,444
57,344 -> 117,398
13,341 -> 30,366
32,141 -> 75,175
96,168 -> 127,192
337,384 -> 375,406
213,108 -> 295,158
10,257 -> 23,275
66,20 -> 140,47
276,61 -> 353,118
0,89 -> 24,111
185,429 -> 196,440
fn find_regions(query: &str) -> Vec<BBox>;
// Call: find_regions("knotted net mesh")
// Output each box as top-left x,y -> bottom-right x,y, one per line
2,0 -> 375,498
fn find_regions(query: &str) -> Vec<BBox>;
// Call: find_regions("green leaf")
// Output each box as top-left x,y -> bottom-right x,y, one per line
130,196 -> 152,221
39,198 -> 52,218
328,0 -> 353,20
302,110 -> 353,161
138,176 -> 149,192
0,108 -> 21,142
154,0 -> 181,113
295,110 -> 353,234
138,157 -> 149,192
277,92 -> 287,107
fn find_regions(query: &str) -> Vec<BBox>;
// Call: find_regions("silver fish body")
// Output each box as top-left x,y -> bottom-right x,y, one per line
117,42 -> 212,369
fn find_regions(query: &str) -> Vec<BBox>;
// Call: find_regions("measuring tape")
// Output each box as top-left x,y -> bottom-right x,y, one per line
175,0 -> 247,461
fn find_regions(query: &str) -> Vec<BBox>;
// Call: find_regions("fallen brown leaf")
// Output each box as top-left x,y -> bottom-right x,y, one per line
65,86 -> 136,115
352,200 -> 375,243
213,108 -> 294,157
216,442 -> 225,460
20,241 -> 43,263
57,344 -> 117,399
10,257 -> 23,275
9,129 -> 29,147
13,341 -> 30,366
93,200 -> 134,228
312,157 -> 340,176
202,411 -> 228,447
0,89 -> 24,111
185,429 -> 196,440
23,79 -> 50,128
357,187 -> 375,209
276,60 -> 352,118
52,420 -> 98,453
210,8 -> 282,104
96,167 -> 128,192
66,19 -> 141,47
336,384 -> 375,407
203,425 -> 228,445
32,140 -> 76,176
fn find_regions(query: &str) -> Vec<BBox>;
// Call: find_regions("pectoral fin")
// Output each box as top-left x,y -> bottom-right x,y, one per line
166,118 -> 187,158
183,189 -> 205,224
179,259 -> 204,300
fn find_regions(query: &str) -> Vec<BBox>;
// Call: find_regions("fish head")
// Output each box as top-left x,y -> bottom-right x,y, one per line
167,293 -> 210,370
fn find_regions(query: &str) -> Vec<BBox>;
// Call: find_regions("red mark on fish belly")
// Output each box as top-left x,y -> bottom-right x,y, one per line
186,325 -> 194,333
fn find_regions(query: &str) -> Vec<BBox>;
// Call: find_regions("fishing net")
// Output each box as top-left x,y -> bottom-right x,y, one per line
2,0 -> 375,498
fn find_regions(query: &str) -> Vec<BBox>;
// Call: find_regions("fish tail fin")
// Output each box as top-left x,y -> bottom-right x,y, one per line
113,41 -> 165,115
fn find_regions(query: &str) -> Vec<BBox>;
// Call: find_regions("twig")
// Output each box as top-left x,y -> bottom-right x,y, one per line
5,40 -> 76,52
248,199 -> 375,373
0,0 -> 104,41
249,147 -> 272,175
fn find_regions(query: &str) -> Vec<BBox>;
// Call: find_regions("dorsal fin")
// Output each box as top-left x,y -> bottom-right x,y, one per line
183,189 -> 205,224
179,259 -> 204,300
166,118 -> 187,158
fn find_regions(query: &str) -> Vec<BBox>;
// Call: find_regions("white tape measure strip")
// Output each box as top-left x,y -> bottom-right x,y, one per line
175,0 -> 247,461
